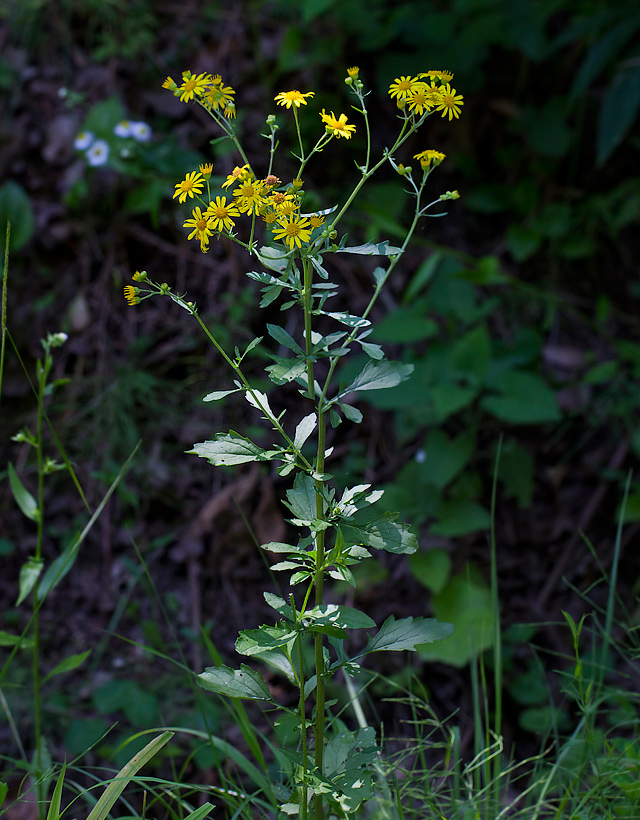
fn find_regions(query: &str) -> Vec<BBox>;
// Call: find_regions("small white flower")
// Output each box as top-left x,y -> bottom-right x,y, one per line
130,121 -> 151,142
414,449 -> 426,463
74,131 -> 95,151
114,120 -> 132,138
86,139 -> 110,167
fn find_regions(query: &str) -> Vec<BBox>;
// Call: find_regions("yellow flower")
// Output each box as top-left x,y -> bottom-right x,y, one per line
407,84 -> 436,117
205,196 -> 240,232
183,206 -> 214,247
177,71 -> 211,103
161,76 -> 177,90
434,84 -> 464,120
233,179 -> 266,214
173,170 -> 205,203
413,150 -> 446,170
205,81 -> 235,112
123,285 -> 139,305
274,90 -> 315,108
320,109 -> 356,139
222,164 -> 252,189
419,70 -> 454,84
309,214 -> 325,228
262,211 -> 278,224
347,66 -> 359,77
273,215 -> 313,249
199,163 -> 213,179
388,76 -> 419,101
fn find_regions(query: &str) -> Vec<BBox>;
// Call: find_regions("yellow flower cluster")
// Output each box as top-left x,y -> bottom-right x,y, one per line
163,70 -> 236,118
388,70 -> 463,120
173,162 -> 325,252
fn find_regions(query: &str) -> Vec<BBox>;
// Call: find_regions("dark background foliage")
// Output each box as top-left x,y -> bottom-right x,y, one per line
2,0 -> 640,785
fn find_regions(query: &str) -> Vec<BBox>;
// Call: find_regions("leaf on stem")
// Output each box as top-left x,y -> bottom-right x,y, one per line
363,615 -> 453,655
189,432 -> 279,466
8,463 -> 39,522
334,360 -> 414,401
198,664 -> 275,701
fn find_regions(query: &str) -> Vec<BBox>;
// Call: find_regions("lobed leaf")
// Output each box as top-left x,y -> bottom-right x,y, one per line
198,664 -> 274,701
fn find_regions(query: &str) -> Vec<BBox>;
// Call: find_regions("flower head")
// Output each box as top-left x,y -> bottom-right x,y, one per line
413,150 -> 446,170
320,109 -> 356,139
178,71 -> 211,103
407,85 -> 436,117
309,214 -> 325,228
274,90 -> 315,109
114,120 -> 132,137
388,76 -> 419,101
205,80 -> 235,112
199,163 -> 213,179
162,76 -> 177,90
183,205 -> 214,250
86,139 -> 110,166
74,131 -> 94,151
173,170 -> 204,204
222,164 -> 252,189
273,215 -> 313,250
347,66 -> 360,77
233,179 -> 267,214
419,70 -> 454,84
130,121 -> 151,142
205,196 -> 240,232
434,84 -> 464,120
123,285 -> 140,306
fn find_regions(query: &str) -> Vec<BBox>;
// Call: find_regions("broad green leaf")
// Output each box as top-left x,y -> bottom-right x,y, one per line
372,303 -> 438,343
85,732 -> 173,820
236,625 -> 297,656
294,413 -> 316,449
285,472 -> 325,521
266,357 -> 307,384
8,463 -> 39,522
308,604 -> 375,630
17,557 -> 44,606
418,429 -> 475,490
0,782 -> 8,810
342,514 -> 417,554
597,65 -> 640,165
430,383 -> 477,421
325,311 -> 370,329
451,324 -> 491,383
409,548 -> 452,594
337,360 -> 413,399
569,19 -> 640,102
363,615 -> 453,655
189,432 -> 276,466
0,182 -> 35,253
255,245 -> 290,273
43,650 -> 91,684
431,500 -> 491,537
261,541 -> 302,554
420,565 -> 494,667
198,664 -> 274,701
481,371 -> 560,424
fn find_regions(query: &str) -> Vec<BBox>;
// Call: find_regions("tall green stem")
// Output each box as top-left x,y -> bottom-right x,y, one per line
33,358 -> 46,818
313,409 -> 327,820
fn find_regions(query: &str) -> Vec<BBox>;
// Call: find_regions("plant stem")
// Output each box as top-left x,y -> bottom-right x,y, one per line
313,409 -> 327,820
33,356 -> 46,818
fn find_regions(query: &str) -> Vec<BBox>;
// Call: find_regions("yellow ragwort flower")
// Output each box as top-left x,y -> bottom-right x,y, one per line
435,83 -> 464,120
162,76 -> 177,91
419,70 -> 454,84
178,71 -> 211,103
407,84 -> 436,117
273,215 -> 313,250
320,109 -> 356,139
173,170 -> 205,203
222,164 -> 252,189
347,66 -> 360,77
205,81 -> 235,112
274,90 -> 315,109
233,179 -> 266,214
388,76 -> 419,101
309,214 -> 325,228
414,150 -> 446,170
199,163 -> 213,179
123,285 -> 140,305
205,196 -> 240,232
183,205 -> 214,248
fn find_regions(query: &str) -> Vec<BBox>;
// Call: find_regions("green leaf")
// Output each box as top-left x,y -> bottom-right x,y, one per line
183,803 -> 215,820
266,357 -> 307,385
409,548 -> 452,594
597,65 -> 640,165
284,472 -> 325,521
203,389 -> 241,402
198,664 -> 274,701
17,557 -> 44,606
294,413 -> 316,449
45,763 -> 66,820
309,604 -> 375,630
451,324 -> 491,383
0,631 -> 33,648
189,432 -> 276,466
0,782 -> 8,811
337,360 -> 413,399
336,240 -> 403,257
8,463 -> 39,522
481,371 -> 560,424
267,323 -> 304,353
363,615 -> 453,655
43,650 -> 91,684
255,245 -> 290,273
431,499 -> 491,537
0,182 -> 35,254
325,311 -> 370,329
342,513 -> 418,554
418,429 -> 475,490
236,626 -> 297,656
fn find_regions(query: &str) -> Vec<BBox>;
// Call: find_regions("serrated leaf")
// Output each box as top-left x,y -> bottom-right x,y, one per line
17,557 -> 44,606
266,358 -> 307,385
337,360 -> 414,400
294,413 -> 316,449
8,463 -> 39,522
342,514 -> 417,554
189,432 -> 274,466
309,604 -> 375,630
364,615 -> 453,654
43,650 -> 91,684
236,625 -> 297,656
197,664 -> 274,700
